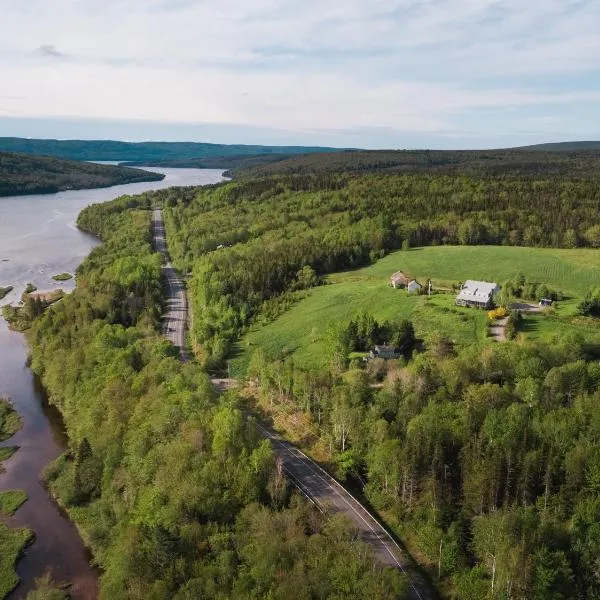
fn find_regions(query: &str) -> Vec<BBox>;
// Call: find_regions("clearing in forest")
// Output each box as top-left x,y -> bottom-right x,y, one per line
231,245 -> 600,374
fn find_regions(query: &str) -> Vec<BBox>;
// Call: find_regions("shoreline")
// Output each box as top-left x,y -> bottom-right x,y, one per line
0,168 -> 225,598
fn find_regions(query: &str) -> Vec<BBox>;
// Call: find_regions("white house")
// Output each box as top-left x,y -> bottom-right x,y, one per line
456,280 -> 499,308
407,279 -> 422,294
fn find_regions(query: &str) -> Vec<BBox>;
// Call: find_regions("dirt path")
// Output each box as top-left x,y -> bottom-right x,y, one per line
490,302 -> 543,342
490,316 -> 509,342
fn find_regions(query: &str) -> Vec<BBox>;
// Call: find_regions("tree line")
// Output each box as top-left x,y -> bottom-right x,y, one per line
0,152 -> 163,197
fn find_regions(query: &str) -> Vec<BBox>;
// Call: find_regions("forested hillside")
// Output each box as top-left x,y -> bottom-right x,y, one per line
516,141 -> 600,151
232,149 -> 600,178
0,137 -> 342,163
143,173 -> 600,368
144,170 -> 600,598
0,152 -> 163,196
23,155 -> 600,598
121,153 -> 295,170
26,193 -> 406,599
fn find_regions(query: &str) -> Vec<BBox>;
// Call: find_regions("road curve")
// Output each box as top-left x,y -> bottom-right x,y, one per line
255,424 -> 435,600
152,208 -> 189,361
152,207 -> 435,600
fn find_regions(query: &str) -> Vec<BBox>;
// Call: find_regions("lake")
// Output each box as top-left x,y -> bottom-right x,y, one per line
0,168 -> 225,598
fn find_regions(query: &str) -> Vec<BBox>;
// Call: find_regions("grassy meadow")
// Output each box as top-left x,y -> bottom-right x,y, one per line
231,245 -> 600,374
0,490 -> 27,516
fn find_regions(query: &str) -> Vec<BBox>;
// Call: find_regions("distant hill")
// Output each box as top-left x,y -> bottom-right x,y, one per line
121,153 -> 295,170
0,137 -> 345,163
232,148 -> 600,178
0,151 -> 164,197
514,141 -> 600,151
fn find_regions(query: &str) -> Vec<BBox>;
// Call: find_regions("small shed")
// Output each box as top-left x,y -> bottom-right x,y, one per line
370,344 -> 401,360
390,271 -> 410,289
407,279 -> 422,294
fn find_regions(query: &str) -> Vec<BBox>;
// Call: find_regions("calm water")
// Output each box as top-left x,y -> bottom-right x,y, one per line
0,168 -> 224,598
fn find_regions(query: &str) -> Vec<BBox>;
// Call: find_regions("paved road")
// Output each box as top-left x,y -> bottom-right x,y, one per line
153,207 -> 435,600
152,208 -> 189,361
255,424 -> 435,600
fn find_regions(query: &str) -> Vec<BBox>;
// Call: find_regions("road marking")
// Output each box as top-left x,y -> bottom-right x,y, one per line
255,424 -> 427,600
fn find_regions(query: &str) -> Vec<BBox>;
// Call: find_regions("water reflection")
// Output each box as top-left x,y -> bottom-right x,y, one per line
0,168 -> 225,598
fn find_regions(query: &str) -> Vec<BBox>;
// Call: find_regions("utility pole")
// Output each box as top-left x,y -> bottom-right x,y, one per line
428,279 -> 432,297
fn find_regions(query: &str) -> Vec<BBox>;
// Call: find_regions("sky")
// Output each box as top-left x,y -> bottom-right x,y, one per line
1,0 -> 599,149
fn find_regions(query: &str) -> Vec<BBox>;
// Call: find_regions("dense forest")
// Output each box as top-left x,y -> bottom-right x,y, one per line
136,172 -> 600,368
247,327 -> 600,599
516,141 -> 600,151
0,152 -> 164,197
121,153 -> 297,170
21,149 -> 600,598
153,168 -> 600,597
231,149 -> 600,179
0,137 -> 341,163
25,195 -> 406,599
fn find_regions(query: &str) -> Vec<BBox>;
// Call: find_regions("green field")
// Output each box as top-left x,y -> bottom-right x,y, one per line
231,246 -> 600,374
336,245 -> 600,296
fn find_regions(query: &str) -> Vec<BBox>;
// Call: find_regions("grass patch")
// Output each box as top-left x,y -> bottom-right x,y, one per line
0,398 -> 21,442
0,524 -> 34,599
0,286 -> 13,300
51,273 -> 73,281
232,286 -> 486,374
337,245 -> 600,297
231,246 -> 600,374
0,490 -> 27,516
0,447 -> 18,474
517,311 -> 600,343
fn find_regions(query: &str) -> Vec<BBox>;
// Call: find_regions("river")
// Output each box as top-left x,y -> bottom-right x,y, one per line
0,168 -> 225,599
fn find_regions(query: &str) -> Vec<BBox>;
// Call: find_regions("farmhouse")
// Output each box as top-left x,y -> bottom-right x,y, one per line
407,279 -> 422,294
390,271 -> 410,288
370,344 -> 401,360
456,280 -> 499,309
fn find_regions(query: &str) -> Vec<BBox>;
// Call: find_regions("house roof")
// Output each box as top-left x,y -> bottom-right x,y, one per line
457,280 -> 498,303
408,279 -> 421,287
374,344 -> 397,352
390,271 -> 409,283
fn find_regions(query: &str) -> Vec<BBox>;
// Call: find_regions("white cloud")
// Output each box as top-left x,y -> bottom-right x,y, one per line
0,0 -> 599,142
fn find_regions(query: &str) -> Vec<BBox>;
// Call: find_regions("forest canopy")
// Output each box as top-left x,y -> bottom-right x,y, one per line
25,195 -> 407,599
0,151 -> 164,197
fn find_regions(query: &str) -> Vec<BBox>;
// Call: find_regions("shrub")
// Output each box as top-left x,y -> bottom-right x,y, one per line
488,307 -> 508,320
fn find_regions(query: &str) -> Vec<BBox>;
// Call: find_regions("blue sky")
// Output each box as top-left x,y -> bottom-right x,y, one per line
1,0 -> 599,148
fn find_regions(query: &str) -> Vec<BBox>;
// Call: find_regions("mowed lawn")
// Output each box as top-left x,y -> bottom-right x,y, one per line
231,246 -> 600,374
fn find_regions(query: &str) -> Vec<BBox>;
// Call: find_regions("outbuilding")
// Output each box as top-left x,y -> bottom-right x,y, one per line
407,279 -> 422,294
390,271 -> 410,289
370,344 -> 401,360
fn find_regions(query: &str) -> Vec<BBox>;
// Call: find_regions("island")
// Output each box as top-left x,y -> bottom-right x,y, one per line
0,151 -> 164,197
52,272 -> 73,281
